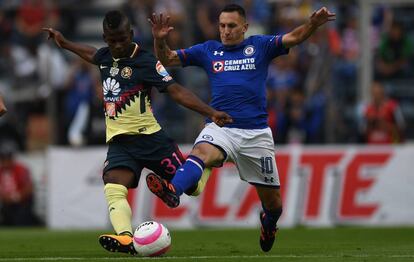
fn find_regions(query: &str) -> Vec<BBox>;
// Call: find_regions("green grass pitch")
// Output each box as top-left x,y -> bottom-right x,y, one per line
0,227 -> 413,261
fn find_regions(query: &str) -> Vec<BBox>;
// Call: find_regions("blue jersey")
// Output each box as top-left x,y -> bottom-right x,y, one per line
177,35 -> 289,129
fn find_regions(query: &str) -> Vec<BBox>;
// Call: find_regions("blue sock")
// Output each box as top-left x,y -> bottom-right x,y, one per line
262,204 -> 283,230
172,155 -> 205,196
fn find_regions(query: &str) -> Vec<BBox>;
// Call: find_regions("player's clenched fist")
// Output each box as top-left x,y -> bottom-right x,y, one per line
211,111 -> 233,127
309,7 -> 336,27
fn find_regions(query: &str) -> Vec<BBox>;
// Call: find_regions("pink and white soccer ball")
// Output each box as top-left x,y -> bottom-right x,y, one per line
133,221 -> 171,257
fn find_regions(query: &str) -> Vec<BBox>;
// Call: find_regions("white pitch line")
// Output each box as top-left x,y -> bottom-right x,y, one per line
0,255 -> 414,261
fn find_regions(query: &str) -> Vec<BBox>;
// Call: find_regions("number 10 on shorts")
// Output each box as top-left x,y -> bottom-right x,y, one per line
260,157 -> 274,174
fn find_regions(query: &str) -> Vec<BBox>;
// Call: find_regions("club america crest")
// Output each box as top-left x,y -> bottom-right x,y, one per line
121,66 -> 132,79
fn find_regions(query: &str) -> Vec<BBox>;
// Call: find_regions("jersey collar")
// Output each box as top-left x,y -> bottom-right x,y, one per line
222,39 -> 247,50
129,42 -> 140,58
112,42 -> 140,62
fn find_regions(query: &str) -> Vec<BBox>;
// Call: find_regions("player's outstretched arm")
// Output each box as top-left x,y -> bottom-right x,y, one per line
148,13 -> 182,67
282,7 -> 335,48
43,27 -> 97,64
167,83 -> 233,127
0,95 -> 7,117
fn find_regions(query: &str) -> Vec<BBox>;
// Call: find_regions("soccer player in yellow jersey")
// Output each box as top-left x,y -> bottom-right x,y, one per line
43,10 -> 232,255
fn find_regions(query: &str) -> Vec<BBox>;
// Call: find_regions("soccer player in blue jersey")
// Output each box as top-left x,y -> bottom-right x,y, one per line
146,4 -> 335,252
43,10 -> 232,255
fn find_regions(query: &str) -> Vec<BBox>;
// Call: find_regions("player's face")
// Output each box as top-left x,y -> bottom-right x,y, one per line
219,11 -> 248,46
103,27 -> 133,58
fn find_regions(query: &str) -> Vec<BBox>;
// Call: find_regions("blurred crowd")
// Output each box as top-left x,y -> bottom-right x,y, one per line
0,0 -> 413,153
0,140 -> 41,226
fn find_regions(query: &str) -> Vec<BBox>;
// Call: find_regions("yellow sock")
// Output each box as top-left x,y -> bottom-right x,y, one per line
104,183 -> 132,235
190,167 -> 212,196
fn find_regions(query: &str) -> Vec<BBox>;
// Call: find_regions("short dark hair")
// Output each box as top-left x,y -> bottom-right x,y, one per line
103,10 -> 130,31
221,4 -> 246,19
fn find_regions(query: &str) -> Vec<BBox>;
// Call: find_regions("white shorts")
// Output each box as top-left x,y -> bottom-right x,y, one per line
194,123 -> 280,187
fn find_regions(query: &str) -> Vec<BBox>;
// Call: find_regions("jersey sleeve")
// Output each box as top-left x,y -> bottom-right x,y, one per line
141,54 -> 176,93
260,34 -> 289,60
92,47 -> 107,65
176,43 -> 205,67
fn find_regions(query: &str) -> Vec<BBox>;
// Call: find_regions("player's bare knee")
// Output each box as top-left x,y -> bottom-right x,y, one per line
103,169 -> 135,188
103,173 -> 117,184
191,143 -> 224,167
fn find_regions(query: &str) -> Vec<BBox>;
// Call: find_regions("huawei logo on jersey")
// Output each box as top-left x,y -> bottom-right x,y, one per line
212,61 -> 224,73
103,77 -> 121,96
